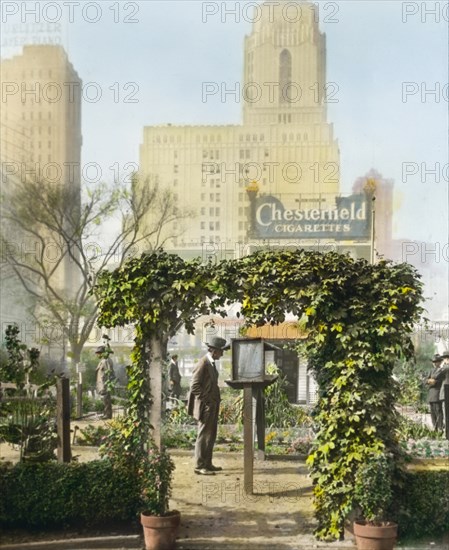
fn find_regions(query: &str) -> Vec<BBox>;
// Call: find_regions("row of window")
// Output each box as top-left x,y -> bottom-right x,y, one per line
201,179 -> 221,189
151,133 -> 267,145
200,221 -> 221,231
200,207 -> 221,216
20,111 -> 53,120
28,126 -> 52,135
30,141 -> 53,149
202,150 -> 220,160
20,70 -> 53,79
200,193 -> 221,202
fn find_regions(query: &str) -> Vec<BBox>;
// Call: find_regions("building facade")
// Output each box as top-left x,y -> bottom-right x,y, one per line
139,1 -> 354,259
0,45 -> 82,344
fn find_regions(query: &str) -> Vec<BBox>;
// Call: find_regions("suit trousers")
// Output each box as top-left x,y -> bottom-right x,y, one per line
430,401 -> 443,432
194,401 -> 219,469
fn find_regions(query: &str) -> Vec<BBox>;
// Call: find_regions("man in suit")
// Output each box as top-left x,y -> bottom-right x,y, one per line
426,352 -> 449,432
188,336 -> 230,475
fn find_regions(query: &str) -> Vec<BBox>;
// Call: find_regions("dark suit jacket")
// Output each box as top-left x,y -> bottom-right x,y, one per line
427,364 -> 449,402
187,355 -> 220,422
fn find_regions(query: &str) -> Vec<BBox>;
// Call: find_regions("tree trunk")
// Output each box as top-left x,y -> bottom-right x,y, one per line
149,335 -> 164,449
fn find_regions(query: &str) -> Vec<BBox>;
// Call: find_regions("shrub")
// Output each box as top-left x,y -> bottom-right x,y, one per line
139,446 -> 175,516
162,423 -> 196,449
394,470 -> 449,538
0,460 -> 140,528
397,415 -> 444,441
353,453 -> 394,524
77,424 -> 110,446
402,438 -> 449,459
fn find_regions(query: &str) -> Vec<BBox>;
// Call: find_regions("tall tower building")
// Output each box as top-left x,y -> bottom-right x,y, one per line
0,45 -> 82,339
139,1 -> 346,258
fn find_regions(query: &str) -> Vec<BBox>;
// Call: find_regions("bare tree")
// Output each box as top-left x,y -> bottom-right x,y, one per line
0,174 -> 193,364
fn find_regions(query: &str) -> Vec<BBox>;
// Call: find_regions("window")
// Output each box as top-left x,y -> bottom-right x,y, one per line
201,207 -> 206,215
279,49 -> 292,104
201,222 -> 205,230
210,207 -> 214,216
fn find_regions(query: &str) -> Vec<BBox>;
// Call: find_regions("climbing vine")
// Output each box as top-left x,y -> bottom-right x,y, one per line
94,248 -> 424,538
216,250 -> 424,539
94,250 -> 227,453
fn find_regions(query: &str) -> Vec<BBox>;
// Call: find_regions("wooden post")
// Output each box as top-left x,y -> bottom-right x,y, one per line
243,385 -> 253,494
76,365 -> 83,419
444,384 -> 449,441
56,377 -> 71,463
254,386 -> 265,460
149,335 -> 163,450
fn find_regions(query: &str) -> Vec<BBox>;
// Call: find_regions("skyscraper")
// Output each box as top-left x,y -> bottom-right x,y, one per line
0,45 -> 82,342
139,1 -> 349,259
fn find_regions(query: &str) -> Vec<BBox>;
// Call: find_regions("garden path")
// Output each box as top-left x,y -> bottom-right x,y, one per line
1,420 -> 448,549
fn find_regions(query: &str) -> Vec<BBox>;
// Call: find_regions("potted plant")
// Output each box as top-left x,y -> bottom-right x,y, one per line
353,453 -> 398,550
139,445 -> 180,550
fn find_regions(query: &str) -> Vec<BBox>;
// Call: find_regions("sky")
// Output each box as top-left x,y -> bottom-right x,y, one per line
1,0 -> 448,317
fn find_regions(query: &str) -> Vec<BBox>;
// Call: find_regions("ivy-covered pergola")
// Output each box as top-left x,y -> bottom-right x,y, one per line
94,248 -> 424,540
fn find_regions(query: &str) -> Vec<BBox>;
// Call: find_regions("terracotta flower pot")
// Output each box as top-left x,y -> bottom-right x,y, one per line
353,520 -> 398,550
140,510 -> 181,550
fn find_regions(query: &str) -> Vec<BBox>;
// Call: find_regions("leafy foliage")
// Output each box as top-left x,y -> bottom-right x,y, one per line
0,325 -> 57,462
353,453 -> 394,524
0,460 -> 140,528
139,446 -> 175,516
0,325 -> 40,387
394,470 -> 449,538
94,248 -> 424,539
0,174 -> 190,364
264,364 -> 312,429
397,414 -> 444,441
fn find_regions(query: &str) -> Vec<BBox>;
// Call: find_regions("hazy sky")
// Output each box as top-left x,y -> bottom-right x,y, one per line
1,0 -> 448,246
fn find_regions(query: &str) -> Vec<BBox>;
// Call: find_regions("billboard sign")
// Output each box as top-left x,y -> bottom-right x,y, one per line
253,194 -> 371,240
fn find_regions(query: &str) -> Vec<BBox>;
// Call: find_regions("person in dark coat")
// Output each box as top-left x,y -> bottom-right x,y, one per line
168,354 -> 182,399
426,352 -> 449,432
188,336 -> 230,475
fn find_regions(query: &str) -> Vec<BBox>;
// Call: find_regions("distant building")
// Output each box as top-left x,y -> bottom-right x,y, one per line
138,1 -> 374,260
0,45 -> 82,348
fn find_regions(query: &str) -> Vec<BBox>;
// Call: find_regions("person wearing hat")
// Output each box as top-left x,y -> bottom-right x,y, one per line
95,345 -> 115,419
188,336 -> 230,475
168,354 -> 182,400
426,352 -> 449,432
438,350 -> 449,430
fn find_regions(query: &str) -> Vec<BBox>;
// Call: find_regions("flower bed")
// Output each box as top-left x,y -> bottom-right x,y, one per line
402,438 -> 449,459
